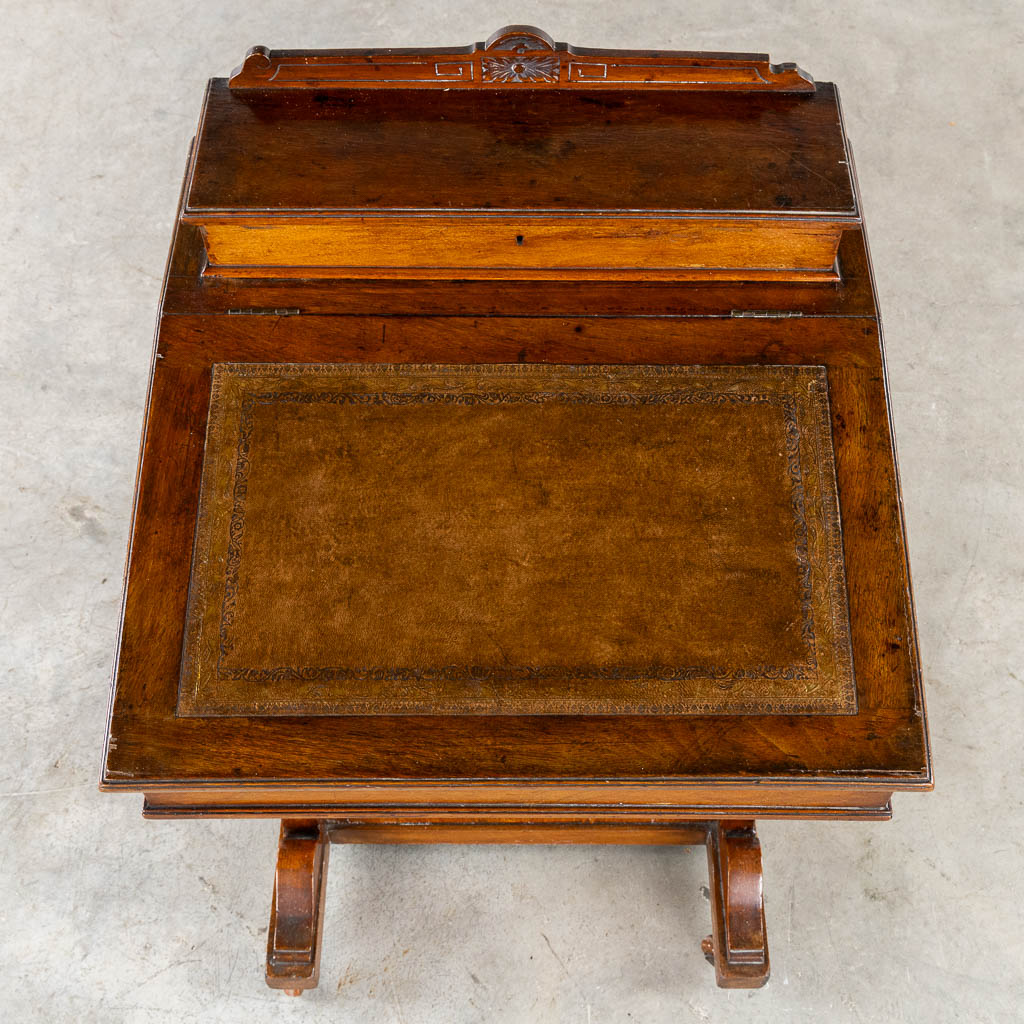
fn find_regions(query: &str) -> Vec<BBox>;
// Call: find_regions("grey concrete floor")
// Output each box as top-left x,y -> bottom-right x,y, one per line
2,1 -> 1021,1021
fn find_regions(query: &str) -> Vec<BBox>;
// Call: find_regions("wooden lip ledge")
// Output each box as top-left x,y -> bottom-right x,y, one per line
229,24 -> 814,93
127,779 -> 907,822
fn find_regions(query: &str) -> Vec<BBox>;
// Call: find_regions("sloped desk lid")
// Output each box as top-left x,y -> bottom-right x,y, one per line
102,312 -> 929,791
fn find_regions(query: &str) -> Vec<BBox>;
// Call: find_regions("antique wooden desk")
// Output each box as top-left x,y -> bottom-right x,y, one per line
101,26 -> 931,992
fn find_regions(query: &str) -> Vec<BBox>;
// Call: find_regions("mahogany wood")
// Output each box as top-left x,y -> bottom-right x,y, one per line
326,822 -> 710,845
228,27 -> 814,93
266,821 -> 330,993
184,84 -> 855,216
195,217 -> 844,281
704,821 -> 770,988
184,43 -> 854,282
104,313 -> 928,790
100,26 -> 931,994
163,224 -> 875,317
140,784 -> 895,821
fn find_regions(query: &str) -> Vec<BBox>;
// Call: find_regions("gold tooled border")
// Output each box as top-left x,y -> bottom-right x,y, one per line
177,363 -> 856,717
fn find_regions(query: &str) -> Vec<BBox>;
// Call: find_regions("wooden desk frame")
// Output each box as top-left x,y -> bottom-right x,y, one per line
101,27 -> 931,994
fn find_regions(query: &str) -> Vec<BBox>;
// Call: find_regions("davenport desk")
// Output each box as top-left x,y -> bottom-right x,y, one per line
101,26 -> 932,992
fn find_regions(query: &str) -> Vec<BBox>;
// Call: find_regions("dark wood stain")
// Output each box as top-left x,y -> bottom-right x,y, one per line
100,26 -> 930,994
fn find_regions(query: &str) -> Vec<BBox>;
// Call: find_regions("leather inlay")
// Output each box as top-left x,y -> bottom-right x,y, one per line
177,363 -> 855,716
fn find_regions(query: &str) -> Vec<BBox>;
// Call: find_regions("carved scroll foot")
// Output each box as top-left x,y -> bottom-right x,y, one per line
704,821 -> 770,988
266,820 -> 330,993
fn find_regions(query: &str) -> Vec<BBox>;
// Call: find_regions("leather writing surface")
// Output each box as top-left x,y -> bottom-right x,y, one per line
178,362 -> 855,716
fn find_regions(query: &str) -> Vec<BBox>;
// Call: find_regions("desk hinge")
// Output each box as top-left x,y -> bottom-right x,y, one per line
730,310 -> 804,319
226,307 -> 301,316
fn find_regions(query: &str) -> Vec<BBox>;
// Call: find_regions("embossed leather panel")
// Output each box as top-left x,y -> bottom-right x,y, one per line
178,363 -> 855,716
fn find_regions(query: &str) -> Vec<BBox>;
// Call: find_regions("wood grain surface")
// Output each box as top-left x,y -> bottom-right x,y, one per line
101,39 -> 929,820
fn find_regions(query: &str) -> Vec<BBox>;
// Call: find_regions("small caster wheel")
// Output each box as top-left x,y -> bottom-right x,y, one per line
284,989 -> 303,997
701,935 -> 715,965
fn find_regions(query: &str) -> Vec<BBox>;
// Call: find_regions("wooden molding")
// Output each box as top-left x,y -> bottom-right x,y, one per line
228,25 -> 814,92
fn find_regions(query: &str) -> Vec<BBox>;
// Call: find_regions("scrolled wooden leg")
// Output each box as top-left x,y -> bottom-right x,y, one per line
703,820 -> 770,988
266,820 -> 330,994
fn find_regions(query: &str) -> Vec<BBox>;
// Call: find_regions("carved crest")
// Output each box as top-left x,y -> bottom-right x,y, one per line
230,25 -> 813,93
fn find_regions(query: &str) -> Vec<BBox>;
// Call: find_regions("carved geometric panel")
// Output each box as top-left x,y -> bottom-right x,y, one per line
178,363 -> 855,716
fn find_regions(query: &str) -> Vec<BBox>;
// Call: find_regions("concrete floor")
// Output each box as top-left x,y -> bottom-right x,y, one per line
2,1 -> 1022,1020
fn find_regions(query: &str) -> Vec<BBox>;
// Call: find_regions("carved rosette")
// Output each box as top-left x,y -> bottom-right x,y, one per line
482,55 -> 560,84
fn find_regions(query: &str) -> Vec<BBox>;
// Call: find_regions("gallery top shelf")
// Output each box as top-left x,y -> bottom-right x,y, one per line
228,24 -> 816,93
